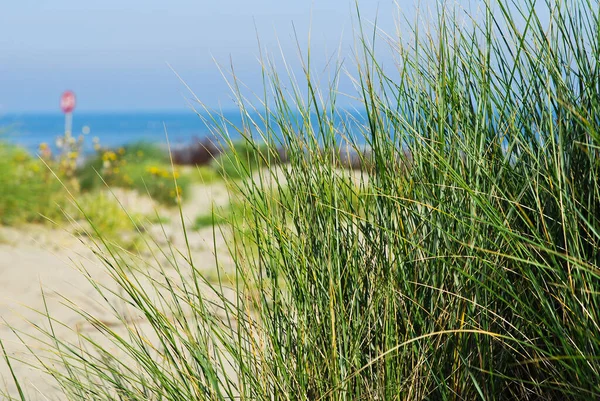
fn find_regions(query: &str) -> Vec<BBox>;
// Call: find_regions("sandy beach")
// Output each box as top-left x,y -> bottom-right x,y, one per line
0,180 -> 234,400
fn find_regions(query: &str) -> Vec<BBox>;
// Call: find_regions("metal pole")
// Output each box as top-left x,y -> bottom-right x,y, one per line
65,112 -> 72,137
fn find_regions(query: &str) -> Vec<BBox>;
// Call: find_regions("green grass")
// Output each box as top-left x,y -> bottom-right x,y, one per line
0,142 -> 70,225
5,0 -> 600,400
70,191 -> 137,238
0,142 -> 144,245
192,185 -> 287,230
0,140 -> 164,252
193,209 -> 229,229
193,165 -> 222,184
212,140 -> 280,179
121,141 -> 169,163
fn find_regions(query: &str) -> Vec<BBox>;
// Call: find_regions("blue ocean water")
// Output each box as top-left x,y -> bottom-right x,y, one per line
0,110 -> 369,156
0,111 -> 243,154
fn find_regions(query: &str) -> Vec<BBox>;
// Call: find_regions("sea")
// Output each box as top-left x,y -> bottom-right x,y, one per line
0,110 -> 371,157
0,111 -> 243,155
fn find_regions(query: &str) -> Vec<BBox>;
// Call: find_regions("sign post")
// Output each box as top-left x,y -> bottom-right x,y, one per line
60,90 -> 76,136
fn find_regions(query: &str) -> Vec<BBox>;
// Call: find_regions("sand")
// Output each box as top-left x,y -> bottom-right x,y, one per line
0,180 -> 234,400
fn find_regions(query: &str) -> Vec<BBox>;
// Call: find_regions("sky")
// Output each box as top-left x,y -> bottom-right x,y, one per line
0,0 -> 419,113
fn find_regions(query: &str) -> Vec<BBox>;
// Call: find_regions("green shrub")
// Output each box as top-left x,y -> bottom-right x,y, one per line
76,154 -> 105,191
77,142 -> 189,206
121,141 -> 168,164
122,161 -> 190,206
193,166 -> 221,184
73,191 -> 136,238
0,142 -> 69,225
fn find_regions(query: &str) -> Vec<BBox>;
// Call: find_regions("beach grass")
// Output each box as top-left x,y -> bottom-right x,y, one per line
3,0 -> 600,399
211,141 -> 277,180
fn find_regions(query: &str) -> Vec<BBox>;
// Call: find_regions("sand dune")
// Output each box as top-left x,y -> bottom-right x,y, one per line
0,181 -> 234,400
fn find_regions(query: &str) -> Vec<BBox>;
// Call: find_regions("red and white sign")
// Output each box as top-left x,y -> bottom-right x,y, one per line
60,90 -> 76,113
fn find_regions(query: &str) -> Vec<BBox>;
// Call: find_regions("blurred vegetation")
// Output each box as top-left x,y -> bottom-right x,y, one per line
72,191 -> 136,238
0,142 -> 69,225
0,132 -> 276,232
212,140 -> 276,179
77,141 -> 190,206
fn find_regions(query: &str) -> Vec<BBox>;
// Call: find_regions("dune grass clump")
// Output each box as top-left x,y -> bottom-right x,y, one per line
228,1 -> 600,396
4,1 -> 600,400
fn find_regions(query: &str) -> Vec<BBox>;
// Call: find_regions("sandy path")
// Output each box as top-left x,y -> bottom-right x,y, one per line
0,181 -> 234,400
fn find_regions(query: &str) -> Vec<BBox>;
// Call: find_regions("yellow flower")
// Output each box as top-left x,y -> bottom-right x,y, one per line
118,147 -> 125,155
68,151 -> 78,159
146,166 -> 160,175
102,151 -> 117,162
13,153 -> 27,162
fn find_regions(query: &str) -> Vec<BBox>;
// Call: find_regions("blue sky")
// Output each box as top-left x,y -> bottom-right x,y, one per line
0,0 -> 416,113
